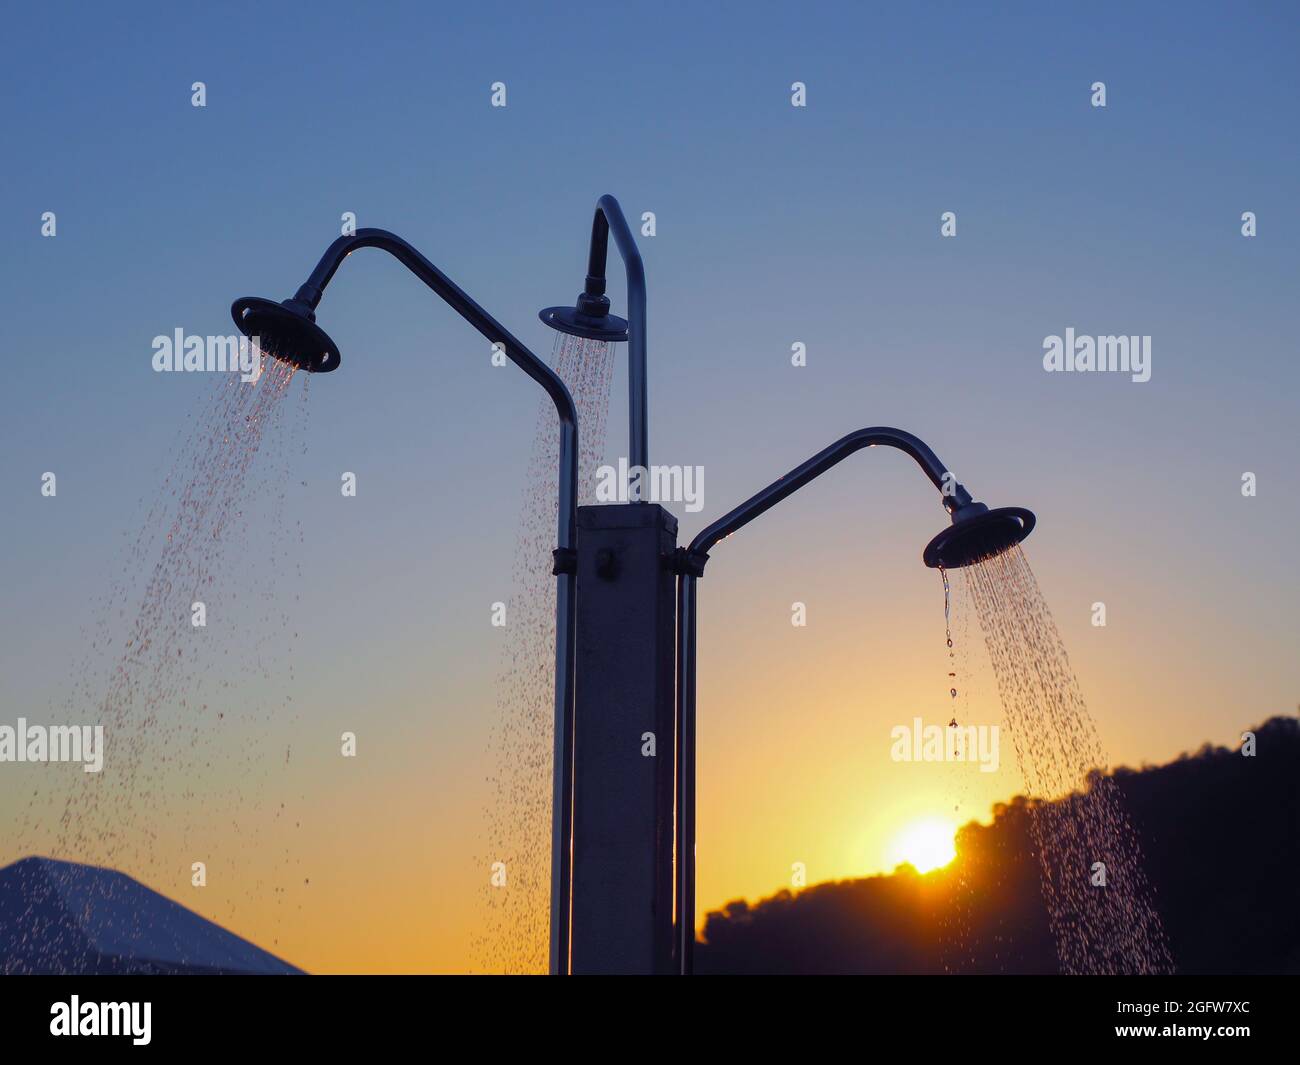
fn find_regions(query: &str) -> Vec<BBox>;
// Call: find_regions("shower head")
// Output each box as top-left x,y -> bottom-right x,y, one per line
230,296 -> 341,373
923,501 -> 1035,569
539,294 -> 630,342
539,196 -> 638,344
541,195 -> 648,492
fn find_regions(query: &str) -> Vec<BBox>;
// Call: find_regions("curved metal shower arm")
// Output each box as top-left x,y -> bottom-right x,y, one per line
585,195 -> 648,474
288,225 -> 580,973
675,424 -> 965,974
586,195 -> 646,297
684,426 -> 971,567
291,227 -> 579,450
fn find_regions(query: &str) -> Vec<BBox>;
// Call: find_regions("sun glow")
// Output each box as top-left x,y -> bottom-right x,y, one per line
887,817 -> 957,873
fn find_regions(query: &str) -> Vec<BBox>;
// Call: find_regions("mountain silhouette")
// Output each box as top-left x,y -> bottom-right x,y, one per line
696,715 -> 1300,974
0,856 -> 304,974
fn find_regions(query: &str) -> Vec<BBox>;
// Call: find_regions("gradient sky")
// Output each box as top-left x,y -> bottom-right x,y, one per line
2,1 -> 1297,973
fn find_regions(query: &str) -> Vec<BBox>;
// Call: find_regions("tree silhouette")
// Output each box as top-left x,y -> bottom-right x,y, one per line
696,716 -> 1300,974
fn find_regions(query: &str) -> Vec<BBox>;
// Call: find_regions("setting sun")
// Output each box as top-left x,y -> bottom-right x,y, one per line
887,818 -> 958,873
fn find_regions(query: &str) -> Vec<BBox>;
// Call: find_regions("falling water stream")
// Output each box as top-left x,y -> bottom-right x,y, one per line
935,567 -> 990,971
953,545 -> 1174,974
8,358 -> 311,967
476,333 -> 615,973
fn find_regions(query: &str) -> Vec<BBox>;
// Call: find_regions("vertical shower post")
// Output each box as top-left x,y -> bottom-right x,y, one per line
570,503 -> 678,974
673,568 -> 699,975
540,193 -> 654,973
549,419 -> 578,977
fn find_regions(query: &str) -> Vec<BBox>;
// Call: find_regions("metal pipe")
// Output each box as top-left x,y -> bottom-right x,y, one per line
551,427 -> 577,976
674,572 -> 697,974
686,427 -> 967,562
287,229 -> 580,974
586,196 -> 649,489
291,229 -> 577,426
674,426 -> 968,974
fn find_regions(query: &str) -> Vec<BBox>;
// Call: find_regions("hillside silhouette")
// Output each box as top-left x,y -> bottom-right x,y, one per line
696,715 -> 1299,974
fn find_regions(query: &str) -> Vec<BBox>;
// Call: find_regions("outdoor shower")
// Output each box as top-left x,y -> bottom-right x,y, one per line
670,426 -> 1035,973
231,200 -> 1036,976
